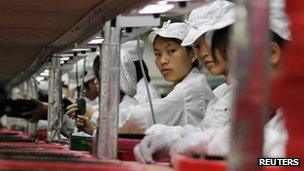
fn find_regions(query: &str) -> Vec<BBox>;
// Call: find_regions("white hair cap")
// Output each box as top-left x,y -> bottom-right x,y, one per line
182,0 -> 236,46
121,40 -> 144,62
69,52 -> 97,90
148,20 -> 189,43
120,47 -> 137,96
270,0 -> 291,41
62,73 -> 69,86
38,80 -> 48,91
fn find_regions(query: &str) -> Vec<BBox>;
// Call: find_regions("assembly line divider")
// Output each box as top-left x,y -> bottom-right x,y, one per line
228,0 -> 269,170
94,21 -> 121,159
47,55 -> 63,141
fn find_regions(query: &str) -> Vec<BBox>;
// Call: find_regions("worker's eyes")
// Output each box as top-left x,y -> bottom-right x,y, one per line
193,45 -> 200,51
167,49 -> 176,54
154,52 -> 161,58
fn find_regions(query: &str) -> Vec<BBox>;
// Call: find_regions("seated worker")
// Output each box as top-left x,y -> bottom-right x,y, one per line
68,40 -> 161,134
116,21 -> 214,133
134,0 -> 290,163
73,23 -> 215,134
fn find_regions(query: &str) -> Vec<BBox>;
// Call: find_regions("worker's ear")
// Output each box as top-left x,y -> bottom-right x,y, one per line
190,48 -> 198,63
269,42 -> 281,66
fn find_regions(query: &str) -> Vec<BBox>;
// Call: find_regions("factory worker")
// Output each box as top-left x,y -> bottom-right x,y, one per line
68,52 -> 99,109
120,40 -> 160,104
119,21 -> 214,134
75,22 -> 215,135
134,0 -> 290,163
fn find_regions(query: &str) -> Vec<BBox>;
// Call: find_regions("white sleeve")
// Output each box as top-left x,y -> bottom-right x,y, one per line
145,124 -> 201,137
263,110 -> 287,158
198,90 -> 233,131
119,95 -> 139,127
120,89 -> 185,134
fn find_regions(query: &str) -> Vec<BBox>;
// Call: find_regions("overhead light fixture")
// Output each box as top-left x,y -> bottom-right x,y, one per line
42,69 -> 49,74
139,2 -> 174,14
157,0 -> 168,5
165,0 -> 191,1
88,38 -> 104,44
60,60 -> 65,64
72,48 -> 90,52
40,69 -> 49,76
60,53 -> 73,57
40,72 -> 49,77
61,57 -> 70,61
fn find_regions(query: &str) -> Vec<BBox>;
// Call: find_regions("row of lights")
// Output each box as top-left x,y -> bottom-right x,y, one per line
139,0 -> 191,14
35,0 -> 190,82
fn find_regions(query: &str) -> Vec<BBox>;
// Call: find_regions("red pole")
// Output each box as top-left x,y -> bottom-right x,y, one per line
271,1 -> 304,170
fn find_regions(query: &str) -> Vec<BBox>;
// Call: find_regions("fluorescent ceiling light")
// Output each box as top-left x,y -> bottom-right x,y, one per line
165,0 -> 191,1
60,54 -> 73,57
72,48 -> 90,52
42,69 -> 49,74
61,57 -> 70,61
40,69 -> 49,76
157,0 -> 168,5
40,72 -> 49,77
139,3 -> 174,14
88,38 -> 104,44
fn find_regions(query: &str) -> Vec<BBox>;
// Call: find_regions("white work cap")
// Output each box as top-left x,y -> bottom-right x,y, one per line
120,43 -> 138,96
69,52 -> 97,90
121,40 -> 144,62
181,0 -> 236,46
61,73 -> 69,86
270,0 -> 291,41
148,20 -> 189,43
38,80 -> 48,91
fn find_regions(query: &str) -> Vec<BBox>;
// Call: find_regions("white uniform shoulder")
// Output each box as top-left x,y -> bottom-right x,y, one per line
198,83 -> 234,130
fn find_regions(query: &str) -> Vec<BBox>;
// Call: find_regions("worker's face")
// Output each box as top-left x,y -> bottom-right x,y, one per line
153,37 -> 196,84
194,35 -> 228,76
86,78 -> 99,99
93,77 -> 99,92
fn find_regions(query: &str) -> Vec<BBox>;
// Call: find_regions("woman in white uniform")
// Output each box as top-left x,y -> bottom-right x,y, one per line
119,21 -> 214,134
134,0 -> 290,163
76,22 -> 214,135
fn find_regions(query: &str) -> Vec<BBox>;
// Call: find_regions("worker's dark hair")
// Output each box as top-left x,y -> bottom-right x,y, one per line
93,55 -> 100,80
211,26 -> 289,62
270,31 -> 288,48
93,55 -> 151,82
211,26 -> 231,62
153,35 -> 199,68
133,61 -> 151,82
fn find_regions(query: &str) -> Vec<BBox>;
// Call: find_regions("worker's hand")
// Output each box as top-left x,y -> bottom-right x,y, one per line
24,99 -> 48,123
66,103 -> 78,119
75,115 -> 96,135
169,130 -> 214,158
66,104 -> 94,119
133,133 -> 180,164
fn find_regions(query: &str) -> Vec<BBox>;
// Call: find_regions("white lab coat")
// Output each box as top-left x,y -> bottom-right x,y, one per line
169,109 -> 288,158
120,68 -> 215,133
146,82 -> 233,135
134,78 -> 161,104
198,82 -> 234,130
85,97 -> 98,110
90,79 -> 160,126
